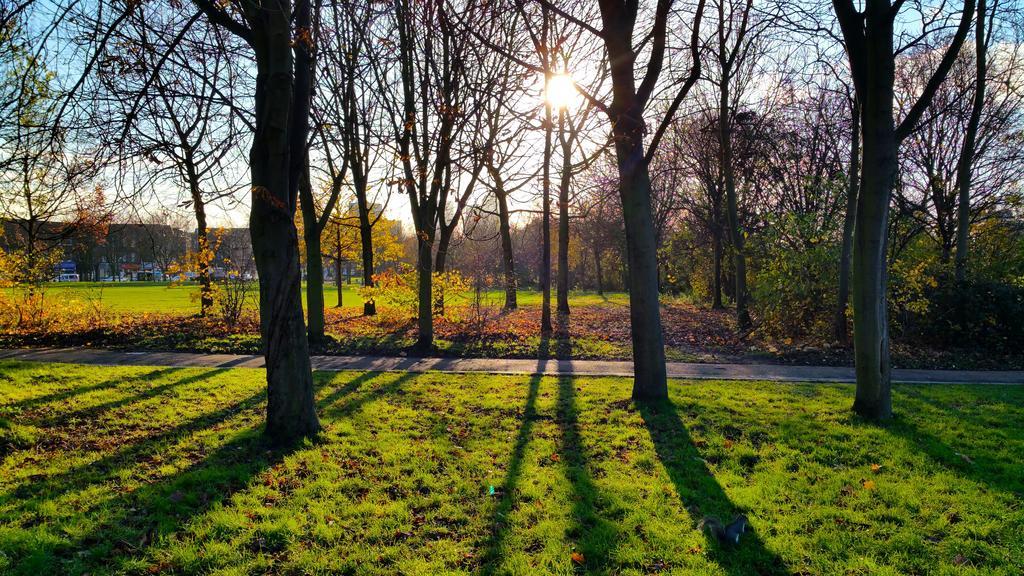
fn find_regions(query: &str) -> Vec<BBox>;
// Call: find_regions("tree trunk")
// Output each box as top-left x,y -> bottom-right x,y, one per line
955,0 -> 986,282
594,245 -> 603,296
416,233 -> 434,351
192,199 -> 214,316
356,193 -> 376,316
335,228 -> 343,309
712,226 -> 724,309
718,76 -> 751,331
609,99 -> 668,400
851,31 -> 897,421
557,110 -> 571,315
299,164 -> 326,342
835,99 -> 860,344
541,101 -> 553,334
492,178 -> 518,310
248,0 -> 320,441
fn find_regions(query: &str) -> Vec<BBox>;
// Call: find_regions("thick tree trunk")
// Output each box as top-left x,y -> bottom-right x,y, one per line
835,100 -> 860,344
718,78 -> 751,331
851,31 -> 897,421
356,193 -> 376,316
299,165 -> 326,342
493,180 -> 518,311
248,0 -> 320,441
557,110 -> 571,315
192,199 -> 214,316
609,101 -> 668,400
955,0 -> 986,282
416,231 -> 433,351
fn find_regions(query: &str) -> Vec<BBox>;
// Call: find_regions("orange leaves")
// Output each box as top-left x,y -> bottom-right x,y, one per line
550,453 -> 561,463
861,479 -> 876,490
570,551 -> 585,565
870,463 -> 882,473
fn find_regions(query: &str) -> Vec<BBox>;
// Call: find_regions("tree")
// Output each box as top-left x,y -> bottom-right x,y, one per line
378,0 -> 486,350
955,0 -> 988,281
96,7 -> 248,315
191,0 -> 321,439
831,0 -> 976,419
592,0 -> 706,400
707,0 -> 770,331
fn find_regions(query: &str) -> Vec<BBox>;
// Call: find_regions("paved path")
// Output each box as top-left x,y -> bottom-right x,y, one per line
2,347 -> 1022,385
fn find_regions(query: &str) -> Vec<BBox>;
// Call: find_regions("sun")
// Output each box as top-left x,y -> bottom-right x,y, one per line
545,73 -> 578,110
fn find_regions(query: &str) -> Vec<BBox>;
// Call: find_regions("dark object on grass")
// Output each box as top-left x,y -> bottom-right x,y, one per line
699,514 -> 749,545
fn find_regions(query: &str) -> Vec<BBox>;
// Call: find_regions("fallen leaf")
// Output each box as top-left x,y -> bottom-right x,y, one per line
862,479 -> 876,490
870,463 -> 882,473
687,544 -> 703,554
723,439 -> 734,449
571,551 -> 585,564
550,453 -> 561,463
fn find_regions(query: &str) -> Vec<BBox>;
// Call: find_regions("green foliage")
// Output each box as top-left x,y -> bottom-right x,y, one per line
750,213 -> 841,341
0,362 -> 1021,574
358,266 -> 470,318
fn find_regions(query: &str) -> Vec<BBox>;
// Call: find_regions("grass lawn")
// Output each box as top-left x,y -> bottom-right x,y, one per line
0,362 -> 1021,575
22,282 -> 630,315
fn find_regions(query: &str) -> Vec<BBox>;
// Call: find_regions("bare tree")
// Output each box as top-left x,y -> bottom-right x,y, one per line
832,0 -> 976,419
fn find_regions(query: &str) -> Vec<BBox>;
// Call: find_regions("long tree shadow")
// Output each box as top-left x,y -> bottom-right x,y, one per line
1,377 -> 266,504
556,376 -> 619,570
882,386 -> 1024,496
314,370 -> 384,411
3,365 -> 182,412
7,411 -> 296,574
638,398 -> 790,575
478,369 -> 543,573
319,371 -> 417,419
40,368 -> 220,426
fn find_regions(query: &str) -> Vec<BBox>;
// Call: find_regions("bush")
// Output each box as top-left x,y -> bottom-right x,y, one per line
751,238 -> 839,341
358,266 -> 469,318
905,277 -> 1024,352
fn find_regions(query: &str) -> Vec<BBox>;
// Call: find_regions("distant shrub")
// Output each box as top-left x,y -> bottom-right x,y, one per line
901,276 -> 1024,352
358,266 -> 469,318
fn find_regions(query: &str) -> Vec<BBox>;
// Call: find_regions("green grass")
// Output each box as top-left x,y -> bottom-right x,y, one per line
0,362 -> 1021,575
18,282 -> 630,314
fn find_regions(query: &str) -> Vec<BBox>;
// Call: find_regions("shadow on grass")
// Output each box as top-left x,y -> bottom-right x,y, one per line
478,369 -> 543,574
883,387 -> 1024,496
638,399 -> 790,575
3,365 -> 183,412
318,371 -> 416,419
43,368 -> 218,426
314,370 -> 384,411
8,419 -> 294,574
1,371 -> 261,504
556,376 -> 619,570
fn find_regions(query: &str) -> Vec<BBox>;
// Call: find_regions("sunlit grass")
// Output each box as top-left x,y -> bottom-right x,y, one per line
0,361 -> 1021,574
14,283 -> 631,315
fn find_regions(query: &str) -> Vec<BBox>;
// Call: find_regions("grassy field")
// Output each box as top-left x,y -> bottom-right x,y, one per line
21,282 -> 630,314
0,362 -> 1020,575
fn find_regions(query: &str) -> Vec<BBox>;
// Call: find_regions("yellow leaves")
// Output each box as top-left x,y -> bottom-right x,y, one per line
870,463 -> 882,473
723,439 -> 734,450
687,544 -> 703,554
862,479 -> 876,490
